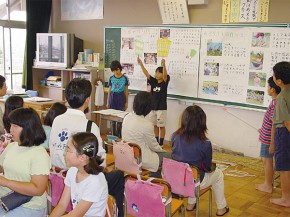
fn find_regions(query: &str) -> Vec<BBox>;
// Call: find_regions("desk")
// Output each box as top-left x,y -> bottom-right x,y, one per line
0,98 -> 66,120
92,109 -> 129,134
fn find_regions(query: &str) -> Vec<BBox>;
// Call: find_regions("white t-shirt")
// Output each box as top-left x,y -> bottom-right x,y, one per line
49,109 -> 106,169
65,167 -> 108,217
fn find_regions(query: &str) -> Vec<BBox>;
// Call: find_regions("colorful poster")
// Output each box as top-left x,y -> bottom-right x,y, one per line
120,27 -> 201,97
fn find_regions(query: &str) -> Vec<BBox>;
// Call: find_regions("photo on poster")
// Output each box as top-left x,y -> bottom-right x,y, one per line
248,72 -> 266,87
144,53 -> 157,65
202,81 -> 218,95
160,29 -> 170,39
122,37 -> 134,49
122,63 -> 134,75
246,89 -> 264,105
251,32 -> 270,48
249,51 -> 263,70
207,42 -> 222,56
204,62 -> 219,76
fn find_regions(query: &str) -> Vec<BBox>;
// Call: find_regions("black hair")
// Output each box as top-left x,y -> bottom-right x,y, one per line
133,91 -> 152,116
110,60 -> 122,72
273,61 -> 290,85
44,102 -> 67,127
0,75 -> 5,89
155,66 -> 163,74
65,78 -> 92,109
173,105 -> 208,142
3,96 -> 24,132
8,108 -> 46,147
71,132 -> 104,175
268,76 -> 281,94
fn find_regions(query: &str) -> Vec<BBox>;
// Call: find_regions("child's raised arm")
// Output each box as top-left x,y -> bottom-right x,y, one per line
161,59 -> 168,82
137,56 -> 150,79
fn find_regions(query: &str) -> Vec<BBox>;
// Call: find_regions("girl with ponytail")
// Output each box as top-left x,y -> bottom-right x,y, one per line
50,132 -> 108,217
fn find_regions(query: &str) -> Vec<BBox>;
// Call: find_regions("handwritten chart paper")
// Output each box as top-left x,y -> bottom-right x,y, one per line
199,28 -> 290,107
119,27 -> 201,97
157,0 -> 190,24
222,0 -> 269,23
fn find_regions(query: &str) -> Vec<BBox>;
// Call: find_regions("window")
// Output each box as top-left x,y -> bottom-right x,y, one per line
0,0 -> 26,92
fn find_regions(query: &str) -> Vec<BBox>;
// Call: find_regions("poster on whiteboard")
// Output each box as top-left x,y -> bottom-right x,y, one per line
198,27 -> 290,107
119,27 -> 201,97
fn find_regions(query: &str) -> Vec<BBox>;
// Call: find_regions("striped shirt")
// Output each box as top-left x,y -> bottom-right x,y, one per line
259,99 -> 276,145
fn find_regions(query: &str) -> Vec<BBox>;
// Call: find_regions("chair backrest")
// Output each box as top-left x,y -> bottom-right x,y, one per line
125,174 -> 172,217
162,158 -> 198,197
105,195 -> 118,217
113,140 -> 142,174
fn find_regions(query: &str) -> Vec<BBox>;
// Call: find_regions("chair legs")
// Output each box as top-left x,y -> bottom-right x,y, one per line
195,187 -> 212,217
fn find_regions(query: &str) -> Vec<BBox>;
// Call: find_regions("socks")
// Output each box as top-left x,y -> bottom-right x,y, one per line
155,137 -> 159,143
159,138 -> 164,146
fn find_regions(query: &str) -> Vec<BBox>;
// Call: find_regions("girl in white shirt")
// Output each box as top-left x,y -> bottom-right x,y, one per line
50,132 -> 108,217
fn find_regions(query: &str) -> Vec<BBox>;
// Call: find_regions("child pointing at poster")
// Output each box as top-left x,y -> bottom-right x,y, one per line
137,56 -> 170,147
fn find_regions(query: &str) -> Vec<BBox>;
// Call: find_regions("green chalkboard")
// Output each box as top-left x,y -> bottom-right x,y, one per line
104,27 -> 121,68
104,24 -> 290,110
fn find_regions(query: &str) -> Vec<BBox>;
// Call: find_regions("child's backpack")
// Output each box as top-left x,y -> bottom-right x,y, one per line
162,158 -> 198,197
125,175 -> 167,217
113,140 -> 142,174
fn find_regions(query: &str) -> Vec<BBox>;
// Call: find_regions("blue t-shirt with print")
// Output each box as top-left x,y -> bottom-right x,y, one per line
108,75 -> 129,93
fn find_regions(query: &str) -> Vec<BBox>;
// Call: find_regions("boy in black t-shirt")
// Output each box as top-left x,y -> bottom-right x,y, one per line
137,57 -> 170,146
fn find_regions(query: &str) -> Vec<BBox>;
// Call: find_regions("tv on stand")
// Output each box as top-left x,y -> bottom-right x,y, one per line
35,33 -> 83,69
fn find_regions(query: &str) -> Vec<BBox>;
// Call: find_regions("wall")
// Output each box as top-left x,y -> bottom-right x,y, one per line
50,0 -> 290,158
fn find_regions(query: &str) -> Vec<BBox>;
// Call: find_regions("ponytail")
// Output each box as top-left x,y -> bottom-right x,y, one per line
84,156 -> 104,175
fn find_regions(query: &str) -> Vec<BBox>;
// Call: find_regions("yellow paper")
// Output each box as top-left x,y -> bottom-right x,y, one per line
258,0 -> 269,22
157,39 -> 172,57
222,0 -> 231,23
230,0 -> 240,23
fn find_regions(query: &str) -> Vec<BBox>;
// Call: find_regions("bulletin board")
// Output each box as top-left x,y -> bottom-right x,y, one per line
104,24 -> 290,110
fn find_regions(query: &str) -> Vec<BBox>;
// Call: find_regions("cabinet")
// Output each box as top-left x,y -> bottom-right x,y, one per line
32,67 -> 101,120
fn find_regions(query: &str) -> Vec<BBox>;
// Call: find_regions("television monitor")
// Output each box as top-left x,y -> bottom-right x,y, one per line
35,33 -> 83,68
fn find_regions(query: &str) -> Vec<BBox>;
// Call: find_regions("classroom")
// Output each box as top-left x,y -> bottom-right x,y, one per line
0,0 -> 289,217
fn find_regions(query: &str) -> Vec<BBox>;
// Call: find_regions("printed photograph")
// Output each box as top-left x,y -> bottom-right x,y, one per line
207,42 -> 222,56
248,72 -> 266,87
246,89 -> 264,105
144,53 -> 157,65
121,37 -> 134,49
160,29 -> 170,39
204,62 -> 219,76
249,51 -> 264,70
251,32 -> 270,48
202,81 -> 219,95
122,63 -> 134,75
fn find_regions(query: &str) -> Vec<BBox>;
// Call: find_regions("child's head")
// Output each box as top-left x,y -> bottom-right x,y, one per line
66,132 -> 103,175
133,91 -> 152,116
3,95 -> 24,132
65,78 -> 92,109
8,108 -> 46,146
0,75 -> 7,97
175,105 -> 208,142
273,61 -> 290,86
44,102 -> 67,127
267,76 -> 281,96
155,66 -> 163,80
110,60 -> 122,74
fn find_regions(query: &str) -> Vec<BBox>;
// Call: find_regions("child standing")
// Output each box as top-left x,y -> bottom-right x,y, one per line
137,57 -> 170,146
256,77 -> 281,193
107,60 -> 129,137
270,61 -> 290,207
50,132 -> 108,217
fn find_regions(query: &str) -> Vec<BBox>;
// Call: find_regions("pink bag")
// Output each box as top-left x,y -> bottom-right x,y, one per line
113,141 -> 142,174
125,175 -> 166,217
162,158 -> 197,197
49,171 -> 72,212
